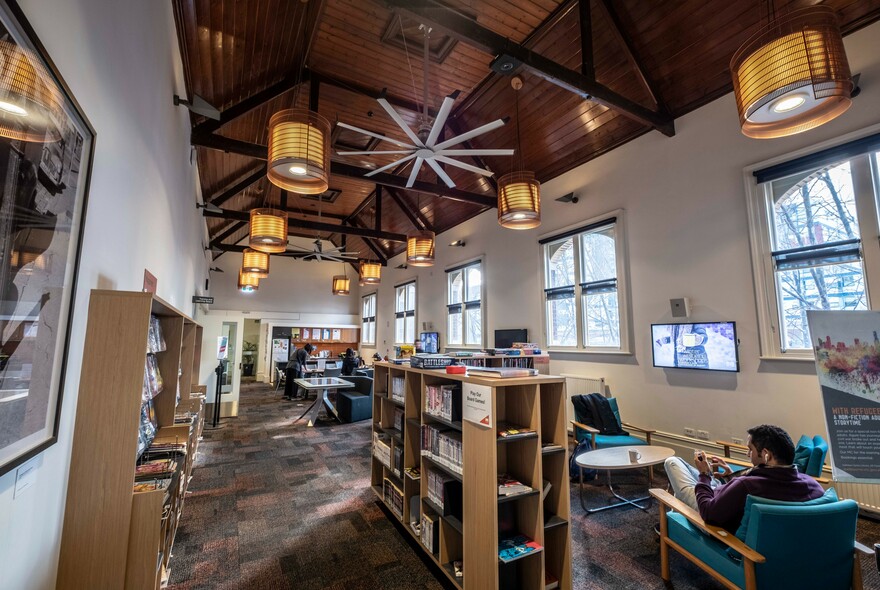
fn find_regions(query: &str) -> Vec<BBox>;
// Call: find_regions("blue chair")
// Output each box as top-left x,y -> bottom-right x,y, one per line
717,434 -> 829,483
650,487 -> 869,590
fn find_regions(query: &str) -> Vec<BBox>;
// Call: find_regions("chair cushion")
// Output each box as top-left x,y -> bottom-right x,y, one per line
734,488 -> 838,543
793,435 -> 813,474
666,512 -> 745,589
807,435 -> 828,477
607,397 -> 623,429
593,434 -> 647,449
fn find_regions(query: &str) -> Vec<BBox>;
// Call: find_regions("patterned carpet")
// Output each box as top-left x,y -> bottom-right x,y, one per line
168,383 -> 880,589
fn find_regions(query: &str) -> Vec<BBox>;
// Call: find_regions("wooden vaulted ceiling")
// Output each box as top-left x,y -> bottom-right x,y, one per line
172,0 -> 880,264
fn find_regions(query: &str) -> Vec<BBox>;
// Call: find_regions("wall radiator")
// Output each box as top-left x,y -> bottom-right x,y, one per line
834,481 -> 880,515
560,374 -> 606,433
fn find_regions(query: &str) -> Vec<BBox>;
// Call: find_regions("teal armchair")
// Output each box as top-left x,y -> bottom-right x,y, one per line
571,396 -> 655,449
650,488 -> 869,590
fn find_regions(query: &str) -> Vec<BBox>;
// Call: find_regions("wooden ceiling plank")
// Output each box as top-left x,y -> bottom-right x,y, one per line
210,220 -> 247,247
346,218 -> 389,263
387,0 -> 674,136
202,207 -> 408,242
209,164 -> 268,206
386,187 -> 431,231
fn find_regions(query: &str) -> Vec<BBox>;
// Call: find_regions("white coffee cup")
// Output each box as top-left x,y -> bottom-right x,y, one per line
628,448 -> 641,462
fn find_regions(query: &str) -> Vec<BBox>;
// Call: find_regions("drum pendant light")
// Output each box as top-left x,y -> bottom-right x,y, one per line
498,77 -> 540,229
332,263 -> 351,295
406,230 -> 435,267
0,41 -> 63,142
359,260 -> 381,284
249,208 -> 288,253
731,6 -> 852,139
238,270 -> 260,293
267,108 -> 331,194
241,248 -> 270,278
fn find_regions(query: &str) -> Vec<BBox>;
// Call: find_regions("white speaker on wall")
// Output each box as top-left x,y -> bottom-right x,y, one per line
670,297 -> 690,318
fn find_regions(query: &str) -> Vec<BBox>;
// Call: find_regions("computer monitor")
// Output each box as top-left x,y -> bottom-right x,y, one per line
419,332 -> 440,354
494,329 -> 528,349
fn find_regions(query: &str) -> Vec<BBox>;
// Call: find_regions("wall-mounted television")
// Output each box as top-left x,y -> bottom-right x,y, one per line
651,321 -> 739,372
419,332 -> 440,354
495,329 -> 528,349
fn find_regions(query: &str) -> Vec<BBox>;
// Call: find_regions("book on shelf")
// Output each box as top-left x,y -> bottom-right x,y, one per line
542,479 -> 552,502
427,470 -> 462,516
453,560 -> 463,578
498,474 -> 533,497
498,534 -> 542,563
541,441 -> 564,452
135,458 -> 177,480
421,424 -> 463,474
404,466 -> 421,480
545,572 -> 559,590
497,422 -> 536,439
424,383 -> 462,422
468,367 -> 538,378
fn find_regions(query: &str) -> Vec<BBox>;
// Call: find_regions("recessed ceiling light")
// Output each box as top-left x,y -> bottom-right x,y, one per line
771,93 -> 808,113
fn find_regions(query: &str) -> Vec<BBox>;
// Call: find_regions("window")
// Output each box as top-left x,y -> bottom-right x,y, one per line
361,293 -> 376,345
540,213 -> 629,352
748,132 -> 880,357
395,281 -> 416,344
447,261 -> 483,347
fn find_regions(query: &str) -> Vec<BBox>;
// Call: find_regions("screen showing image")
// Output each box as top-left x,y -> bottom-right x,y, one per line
651,322 -> 739,372
495,329 -> 528,348
419,332 -> 440,354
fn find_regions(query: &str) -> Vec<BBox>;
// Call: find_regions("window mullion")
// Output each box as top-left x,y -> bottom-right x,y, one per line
852,154 -> 879,308
574,237 -> 585,348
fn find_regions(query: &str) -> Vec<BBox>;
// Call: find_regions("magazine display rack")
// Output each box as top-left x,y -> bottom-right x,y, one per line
371,362 -> 571,590
58,290 -> 204,590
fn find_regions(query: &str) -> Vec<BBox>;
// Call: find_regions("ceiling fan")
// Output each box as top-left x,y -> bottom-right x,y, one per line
336,24 -> 513,189
288,238 -> 359,262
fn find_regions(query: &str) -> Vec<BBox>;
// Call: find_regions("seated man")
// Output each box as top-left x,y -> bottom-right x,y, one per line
341,347 -> 358,376
663,424 -> 824,533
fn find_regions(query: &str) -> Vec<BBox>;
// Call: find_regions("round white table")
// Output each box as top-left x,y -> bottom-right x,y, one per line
575,445 -> 674,514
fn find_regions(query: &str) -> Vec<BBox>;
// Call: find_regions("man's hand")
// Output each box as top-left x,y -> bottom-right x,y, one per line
693,451 -> 711,476
709,456 -> 732,477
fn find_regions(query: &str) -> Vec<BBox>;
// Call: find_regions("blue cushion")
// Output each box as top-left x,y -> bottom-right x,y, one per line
666,512 -> 745,588
593,434 -> 647,449
793,434 -> 813,473
807,436 -> 828,477
607,397 -> 622,428
734,488 -> 838,543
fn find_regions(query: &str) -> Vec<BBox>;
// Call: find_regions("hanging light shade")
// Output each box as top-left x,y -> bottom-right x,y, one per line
249,208 -> 288,253
332,275 -> 351,295
267,108 -> 330,194
238,270 -> 260,293
0,41 -> 63,142
498,171 -> 541,229
241,248 -> 270,278
406,230 -> 435,267
359,260 -> 381,284
731,6 -> 852,139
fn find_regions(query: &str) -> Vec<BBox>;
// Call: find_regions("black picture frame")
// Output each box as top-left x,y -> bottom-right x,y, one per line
0,0 -> 95,476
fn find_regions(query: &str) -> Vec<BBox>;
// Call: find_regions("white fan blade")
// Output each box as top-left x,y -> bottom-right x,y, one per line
425,158 -> 456,188
435,149 -> 515,156
425,94 -> 456,148
407,157 -> 424,188
433,155 -> 495,177
337,121 -> 415,149
336,150 -> 413,155
364,153 -> 418,177
432,119 -> 506,151
378,97 -> 425,147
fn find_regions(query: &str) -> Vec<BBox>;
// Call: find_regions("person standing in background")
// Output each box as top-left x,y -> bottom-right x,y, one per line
284,343 -> 313,400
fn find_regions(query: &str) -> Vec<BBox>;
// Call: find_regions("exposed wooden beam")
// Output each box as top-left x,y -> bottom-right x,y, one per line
596,0 -> 666,112
316,70 -> 439,118
386,187 -> 431,231
202,207 -> 407,242
343,191 -> 377,225
375,185 -> 382,232
384,0 -> 674,136
192,76 -> 302,138
208,165 -> 267,207
345,220 -> 388,264
578,0 -> 593,80
190,132 -> 497,207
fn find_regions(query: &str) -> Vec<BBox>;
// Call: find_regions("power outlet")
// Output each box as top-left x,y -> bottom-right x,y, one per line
684,427 -> 695,438
731,437 -> 744,446
697,430 -> 710,440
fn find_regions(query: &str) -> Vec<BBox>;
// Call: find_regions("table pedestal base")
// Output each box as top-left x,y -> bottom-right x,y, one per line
580,468 -> 653,514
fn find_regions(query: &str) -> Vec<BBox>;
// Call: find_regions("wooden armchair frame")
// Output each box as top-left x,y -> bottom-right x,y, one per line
716,440 -> 830,484
649,488 -> 870,590
571,420 -> 657,480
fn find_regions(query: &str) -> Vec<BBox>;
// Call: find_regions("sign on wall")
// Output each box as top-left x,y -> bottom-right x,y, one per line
463,383 -> 493,428
272,339 -> 289,362
807,310 -> 880,482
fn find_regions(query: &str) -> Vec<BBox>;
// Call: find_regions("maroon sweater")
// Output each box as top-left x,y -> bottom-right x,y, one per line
695,466 -> 825,533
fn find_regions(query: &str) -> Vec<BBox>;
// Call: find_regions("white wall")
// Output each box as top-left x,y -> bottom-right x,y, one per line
372,23 -> 880,446
0,1 -> 208,588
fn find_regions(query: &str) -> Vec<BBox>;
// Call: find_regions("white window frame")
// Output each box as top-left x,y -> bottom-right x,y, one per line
446,257 -> 485,349
539,209 -> 631,354
361,292 -> 376,346
394,280 -> 417,345
745,124 -> 880,360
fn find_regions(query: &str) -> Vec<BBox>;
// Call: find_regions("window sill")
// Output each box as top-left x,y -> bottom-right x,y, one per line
547,348 -> 633,356
758,354 -> 814,362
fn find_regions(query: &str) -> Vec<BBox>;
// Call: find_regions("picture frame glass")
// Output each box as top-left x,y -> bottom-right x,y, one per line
0,1 -> 93,476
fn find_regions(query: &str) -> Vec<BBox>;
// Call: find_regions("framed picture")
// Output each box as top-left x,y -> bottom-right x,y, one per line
0,0 -> 94,476
313,328 -> 321,341
332,329 -> 341,341
302,328 -> 309,340
322,328 -> 331,341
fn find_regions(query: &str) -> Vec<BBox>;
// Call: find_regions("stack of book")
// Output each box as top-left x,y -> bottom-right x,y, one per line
424,383 -> 462,422
372,431 -> 392,468
497,422 -> 537,439
498,474 -> 533,497
420,511 -> 439,554
393,407 -> 404,432
391,376 -> 405,402
421,424 -> 463,475
427,470 -> 462,514
498,534 -> 543,563
383,477 -> 404,520
135,458 -> 177,481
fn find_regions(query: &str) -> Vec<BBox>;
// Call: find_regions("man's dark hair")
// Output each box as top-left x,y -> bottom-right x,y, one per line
747,424 -> 795,464
304,343 -> 314,353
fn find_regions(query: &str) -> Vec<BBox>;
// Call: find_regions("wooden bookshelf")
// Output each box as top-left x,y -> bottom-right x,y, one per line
58,290 -> 204,590
451,353 -> 550,375
370,362 -> 571,590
